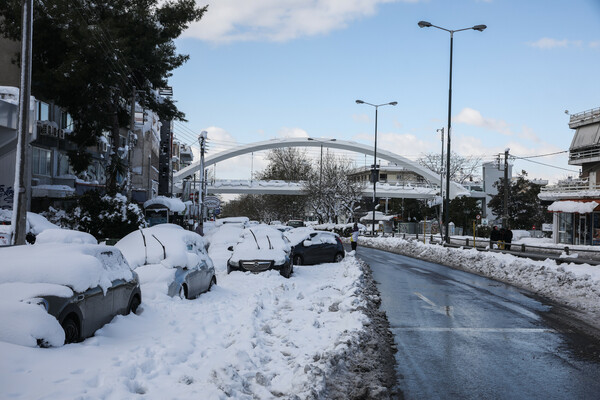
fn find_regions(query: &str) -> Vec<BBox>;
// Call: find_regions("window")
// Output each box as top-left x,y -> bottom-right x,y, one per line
32,147 -> 52,176
37,101 -> 49,121
61,111 -> 73,130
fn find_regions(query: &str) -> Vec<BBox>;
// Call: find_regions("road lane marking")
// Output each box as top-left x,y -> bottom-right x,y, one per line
446,280 -> 540,320
410,267 -> 431,274
414,292 -> 453,316
390,327 -> 556,333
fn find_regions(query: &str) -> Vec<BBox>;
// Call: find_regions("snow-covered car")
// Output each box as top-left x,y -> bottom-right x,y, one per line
35,229 -> 97,245
227,225 -> 293,278
115,224 -> 216,299
285,229 -> 345,265
0,244 -> 141,347
0,210 -> 61,245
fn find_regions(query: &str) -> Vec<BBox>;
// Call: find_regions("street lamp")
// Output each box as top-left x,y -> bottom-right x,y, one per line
355,99 -> 398,236
418,20 -> 486,243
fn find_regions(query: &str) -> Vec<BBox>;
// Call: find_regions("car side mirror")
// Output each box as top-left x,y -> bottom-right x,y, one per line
303,240 -> 312,247
228,245 -> 234,251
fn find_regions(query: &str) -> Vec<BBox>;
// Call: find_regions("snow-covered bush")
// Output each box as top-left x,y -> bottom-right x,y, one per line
44,191 -> 146,240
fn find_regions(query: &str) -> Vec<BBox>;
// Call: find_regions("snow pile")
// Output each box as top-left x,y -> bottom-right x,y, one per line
0,244 -> 133,293
357,236 -> 600,328
0,282 -> 72,347
205,223 -> 246,271
0,256 -> 369,399
115,224 -> 212,270
35,229 -> 97,244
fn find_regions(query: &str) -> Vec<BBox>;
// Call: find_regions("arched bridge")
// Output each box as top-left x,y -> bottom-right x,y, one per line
174,137 -> 469,199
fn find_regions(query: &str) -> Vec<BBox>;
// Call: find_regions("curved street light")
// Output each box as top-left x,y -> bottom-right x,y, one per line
418,20 -> 486,243
355,100 -> 398,236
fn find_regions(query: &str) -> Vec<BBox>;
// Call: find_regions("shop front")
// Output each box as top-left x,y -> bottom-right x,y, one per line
549,200 -> 600,245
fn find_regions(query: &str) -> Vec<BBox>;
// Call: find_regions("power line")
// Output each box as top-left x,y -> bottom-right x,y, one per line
518,150 -> 568,159
512,156 -> 579,172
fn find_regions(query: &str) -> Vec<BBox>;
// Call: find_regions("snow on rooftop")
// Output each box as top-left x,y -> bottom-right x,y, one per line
548,200 -> 599,213
143,196 -> 186,212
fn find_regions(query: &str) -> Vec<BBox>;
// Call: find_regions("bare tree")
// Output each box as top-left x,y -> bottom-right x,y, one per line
302,152 -> 366,223
417,152 -> 482,184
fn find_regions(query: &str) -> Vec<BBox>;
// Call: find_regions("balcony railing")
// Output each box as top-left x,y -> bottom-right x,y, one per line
569,146 -> 600,163
569,107 -> 600,128
540,179 -> 600,193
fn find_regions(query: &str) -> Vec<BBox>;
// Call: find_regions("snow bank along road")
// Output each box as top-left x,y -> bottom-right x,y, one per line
356,236 -> 600,334
0,255 -> 397,399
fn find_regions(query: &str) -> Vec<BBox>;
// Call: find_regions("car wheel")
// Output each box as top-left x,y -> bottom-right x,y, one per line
293,255 -> 303,265
208,276 -> 217,291
129,295 -> 141,314
62,316 -> 80,344
179,284 -> 188,300
334,252 -> 344,263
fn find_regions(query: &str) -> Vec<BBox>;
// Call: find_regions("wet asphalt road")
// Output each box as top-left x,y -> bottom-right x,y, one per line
356,246 -> 600,400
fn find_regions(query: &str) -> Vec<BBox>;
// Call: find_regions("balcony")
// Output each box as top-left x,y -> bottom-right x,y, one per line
569,107 -> 600,129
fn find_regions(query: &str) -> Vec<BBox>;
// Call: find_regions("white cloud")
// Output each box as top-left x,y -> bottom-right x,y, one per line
184,0 -> 415,43
590,41 -> 600,48
454,108 -> 514,136
277,127 -> 309,138
352,113 -> 370,123
528,38 -> 582,49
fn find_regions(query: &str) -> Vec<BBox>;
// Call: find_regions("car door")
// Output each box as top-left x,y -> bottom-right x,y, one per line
77,285 -> 113,338
313,232 -> 336,263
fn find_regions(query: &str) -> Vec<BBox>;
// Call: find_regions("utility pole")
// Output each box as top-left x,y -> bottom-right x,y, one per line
126,86 -> 135,201
12,0 -> 33,245
503,148 -> 510,229
437,127 -> 445,240
198,131 -> 207,233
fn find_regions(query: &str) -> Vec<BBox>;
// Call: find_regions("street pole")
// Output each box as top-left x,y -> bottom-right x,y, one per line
12,0 -> 33,245
198,131 -> 207,231
418,20 -> 486,244
438,127 -> 444,241
503,148 -> 509,229
444,31 -> 453,244
355,100 -> 397,236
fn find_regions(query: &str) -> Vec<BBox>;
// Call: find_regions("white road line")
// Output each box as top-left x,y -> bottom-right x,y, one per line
410,267 -> 431,274
391,327 -> 556,333
414,292 -> 453,316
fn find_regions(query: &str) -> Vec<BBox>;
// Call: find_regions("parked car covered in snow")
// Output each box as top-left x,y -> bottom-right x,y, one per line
0,244 -> 141,347
227,225 -> 293,278
285,228 -> 345,265
115,224 -> 216,299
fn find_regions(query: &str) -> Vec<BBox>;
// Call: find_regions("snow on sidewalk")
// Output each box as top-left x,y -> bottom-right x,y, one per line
0,257 -> 367,399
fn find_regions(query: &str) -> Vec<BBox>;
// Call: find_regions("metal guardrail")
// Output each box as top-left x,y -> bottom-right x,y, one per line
540,180 -> 600,192
570,107 -> 600,127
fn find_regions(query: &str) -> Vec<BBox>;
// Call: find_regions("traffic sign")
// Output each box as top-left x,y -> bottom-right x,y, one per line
476,214 -> 481,220
203,196 -> 220,208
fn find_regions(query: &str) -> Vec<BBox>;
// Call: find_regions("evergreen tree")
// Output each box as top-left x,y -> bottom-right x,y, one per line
488,171 -> 548,229
448,196 -> 482,235
0,0 -> 206,185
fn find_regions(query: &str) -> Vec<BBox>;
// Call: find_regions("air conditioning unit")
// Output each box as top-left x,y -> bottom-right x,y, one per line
50,126 -> 59,137
58,129 -> 65,139
37,122 -> 49,136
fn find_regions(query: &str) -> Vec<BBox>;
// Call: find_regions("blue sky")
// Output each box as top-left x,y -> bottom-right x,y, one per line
169,0 -> 600,183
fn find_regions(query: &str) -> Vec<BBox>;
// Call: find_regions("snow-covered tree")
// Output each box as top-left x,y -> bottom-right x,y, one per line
302,152 -> 365,223
418,152 -> 482,184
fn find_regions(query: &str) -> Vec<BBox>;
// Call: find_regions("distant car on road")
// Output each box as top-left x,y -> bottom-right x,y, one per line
116,224 -> 216,299
287,220 -> 304,228
227,225 -> 293,278
0,244 -> 141,347
286,229 -> 345,265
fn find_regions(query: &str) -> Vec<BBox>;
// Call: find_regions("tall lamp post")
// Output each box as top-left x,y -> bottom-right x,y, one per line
355,100 -> 398,236
418,20 -> 486,243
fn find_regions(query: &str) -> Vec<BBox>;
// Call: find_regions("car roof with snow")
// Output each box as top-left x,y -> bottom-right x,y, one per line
115,223 -> 212,270
229,225 -> 291,264
0,243 -> 133,293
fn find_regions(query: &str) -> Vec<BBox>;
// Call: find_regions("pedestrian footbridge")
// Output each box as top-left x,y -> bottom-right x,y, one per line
173,137 -> 469,199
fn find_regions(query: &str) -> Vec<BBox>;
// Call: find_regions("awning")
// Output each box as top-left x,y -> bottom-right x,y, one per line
548,200 -> 599,213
